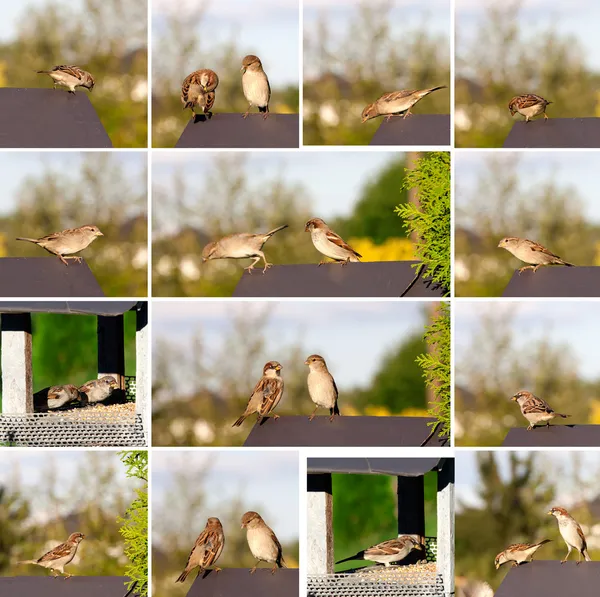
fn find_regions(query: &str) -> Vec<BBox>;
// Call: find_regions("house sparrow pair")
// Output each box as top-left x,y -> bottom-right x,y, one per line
336,535 -> 423,567
176,513 -> 287,582
19,532 -> 85,578
498,237 -> 574,273
511,390 -> 570,431
361,86 -> 446,123
16,225 -> 104,266
201,218 -> 361,273
508,94 -> 552,122
37,66 -> 95,93
181,69 -> 219,120
46,376 -> 118,409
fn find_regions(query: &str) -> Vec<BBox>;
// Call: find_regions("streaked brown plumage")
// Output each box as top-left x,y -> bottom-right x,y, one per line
361,86 -> 446,122
176,517 -> 225,583
508,94 -> 552,122
181,69 -> 219,119
36,65 -> 95,93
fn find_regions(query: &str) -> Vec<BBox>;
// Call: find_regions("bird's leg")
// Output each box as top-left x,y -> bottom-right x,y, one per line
318,260 -> 327,266
58,254 -> 69,266
532,264 -> 543,273
260,252 -> 272,274
403,109 -> 413,119
518,265 -> 534,274
544,112 -> 548,121
309,406 -> 319,421
271,564 -> 277,575
250,564 -> 258,574
63,573 -> 72,580
272,414 -> 280,420
214,567 -> 222,573
577,551 -> 582,566
263,107 -> 269,120
385,115 -> 393,122
64,256 -> 83,264
329,412 -> 336,422
341,258 -> 350,266
561,545 -> 572,564
245,256 -> 262,274
511,562 -> 518,568
243,105 -> 251,119
527,424 -> 533,431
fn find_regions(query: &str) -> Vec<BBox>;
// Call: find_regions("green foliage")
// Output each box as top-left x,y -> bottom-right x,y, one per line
417,303 -> 451,437
395,152 -> 451,295
0,486 -> 30,572
334,157 -> 408,243
118,451 -> 148,597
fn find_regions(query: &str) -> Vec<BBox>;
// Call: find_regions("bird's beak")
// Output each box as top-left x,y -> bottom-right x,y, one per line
241,66 -> 246,73
415,543 -> 424,551
276,365 -> 282,371
304,225 -> 309,232
304,360 -> 309,365
511,395 -> 517,401
241,523 -> 245,529
495,562 -> 500,570
497,241 -> 502,247
98,231 -> 104,236
202,85 -> 208,92
547,511 -> 553,515
202,257 -> 208,263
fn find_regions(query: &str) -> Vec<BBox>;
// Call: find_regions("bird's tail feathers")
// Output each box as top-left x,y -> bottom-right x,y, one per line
421,85 -> 447,96
35,70 -> 50,74
335,553 -> 363,565
265,225 -> 288,237
332,403 -> 340,416
556,413 -> 570,418
259,106 -> 269,113
584,550 -> 592,562
175,569 -> 189,583
15,237 -> 39,244
18,560 -> 38,565
232,415 -> 246,427
536,539 -> 552,546
558,260 -> 575,267
279,556 -> 288,568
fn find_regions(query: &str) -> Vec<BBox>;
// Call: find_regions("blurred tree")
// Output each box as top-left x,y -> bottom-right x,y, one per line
0,483 -> 30,572
304,0 -> 450,145
0,0 -> 147,147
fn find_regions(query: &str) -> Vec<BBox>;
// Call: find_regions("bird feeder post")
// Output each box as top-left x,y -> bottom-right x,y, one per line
0,313 -> 33,413
135,302 -> 149,438
436,459 -> 455,597
307,472 -> 334,575
97,315 -> 125,388
397,475 -> 426,564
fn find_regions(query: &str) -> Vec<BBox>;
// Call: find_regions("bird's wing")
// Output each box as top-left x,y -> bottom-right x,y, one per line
325,229 -> 362,258
37,540 -> 73,563
199,528 -> 223,568
526,239 -> 561,259
378,90 -> 418,102
257,377 -> 283,415
516,94 -> 546,108
522,394 -> 554,414
364,538 -> 404,557
52,65 -> 86,80
576,524 -> 588,552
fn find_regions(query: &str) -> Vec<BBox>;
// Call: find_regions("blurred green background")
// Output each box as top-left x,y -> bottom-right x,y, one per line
0,152 -> 148,297
0,451 -> 145,578
333,472 -> 437,572
456,452 -> 600,595
0,311 -> 136,410
0,0 -> 148,148
455,1 -> 600,147
152,451 -> 298,597
152,0 -> 299,148
303,0 -> 450,145
455,302 -> 600,447
455,152 -> 600,297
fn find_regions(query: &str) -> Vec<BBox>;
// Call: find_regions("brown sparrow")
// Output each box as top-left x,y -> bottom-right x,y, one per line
16,225 -> 103,266
305,218 -> 361,265
201,225 -> 288,274
181,69 -> 219,120
232,361 -> 284,427
36,66 -> 95,93
495,540 -> 551,569
498,237 -> 574,273
176,517 -> 225,582
508,94 -> 552,122
241,511 -> 287,574
511,390 -> 570,431
79,376 -> 119,404
19,532 -> 85,578
361,86 -> 446,123
548,507 -> 592,564
47,385 -> 81,409
241,55 -> 271,119
336,535 -> 423,567
305,354 -> 340,422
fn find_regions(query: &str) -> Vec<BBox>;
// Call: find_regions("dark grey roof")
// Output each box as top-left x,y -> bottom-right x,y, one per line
370,114 -> 450,146
502,425 -> 600,447
0,258 -> 104,297
496,560 -> 600,597
233,261 -> 447,297
0,88 -> 111,148
175,113 -> 299,148
307,458 -> 444,476
185,568 -> 298,597
0,576 -> 139,596
0,301 -> 138,315
503,118 -> 600,148
502,267 -> 600,297
243,416 -> 448,447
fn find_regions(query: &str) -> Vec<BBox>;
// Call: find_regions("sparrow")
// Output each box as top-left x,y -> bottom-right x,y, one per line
498,237 -> 574,273
47,385 -> 81,409
494,540 -> 551,569
16,225 -> 104,266
241,511 -> 287,574
361,86 -> 447,123
181,69 -> 219,119
36,66 -> 95,93
508,94 -> 552,122
78,376 -> 119,404
241,55 -> 271,119
19,532 -> 85,578
305,354 -> 340,422
336,535 -> 423,567
304,218 -> 361,265
176,517 -> 225,582
201,225 -> 288,274
548,507 -> 592,564
232,361 -> 284,427
511,390 -> 570,431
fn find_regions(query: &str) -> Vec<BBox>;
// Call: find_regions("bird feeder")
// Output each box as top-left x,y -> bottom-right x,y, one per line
0,301 -> 148,446
307,458 -> 454,597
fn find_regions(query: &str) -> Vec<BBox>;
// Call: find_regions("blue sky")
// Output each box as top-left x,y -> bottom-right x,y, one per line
456,0 -> 600,70
0,152 -> 147,216
455,302 -> 600,384
152,301 -> 432,389
152,451 -> 299,542
455,152 -> 600,224
457,451 -> 600,511
153,0 -> 299,86
152,151 -> 401,234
